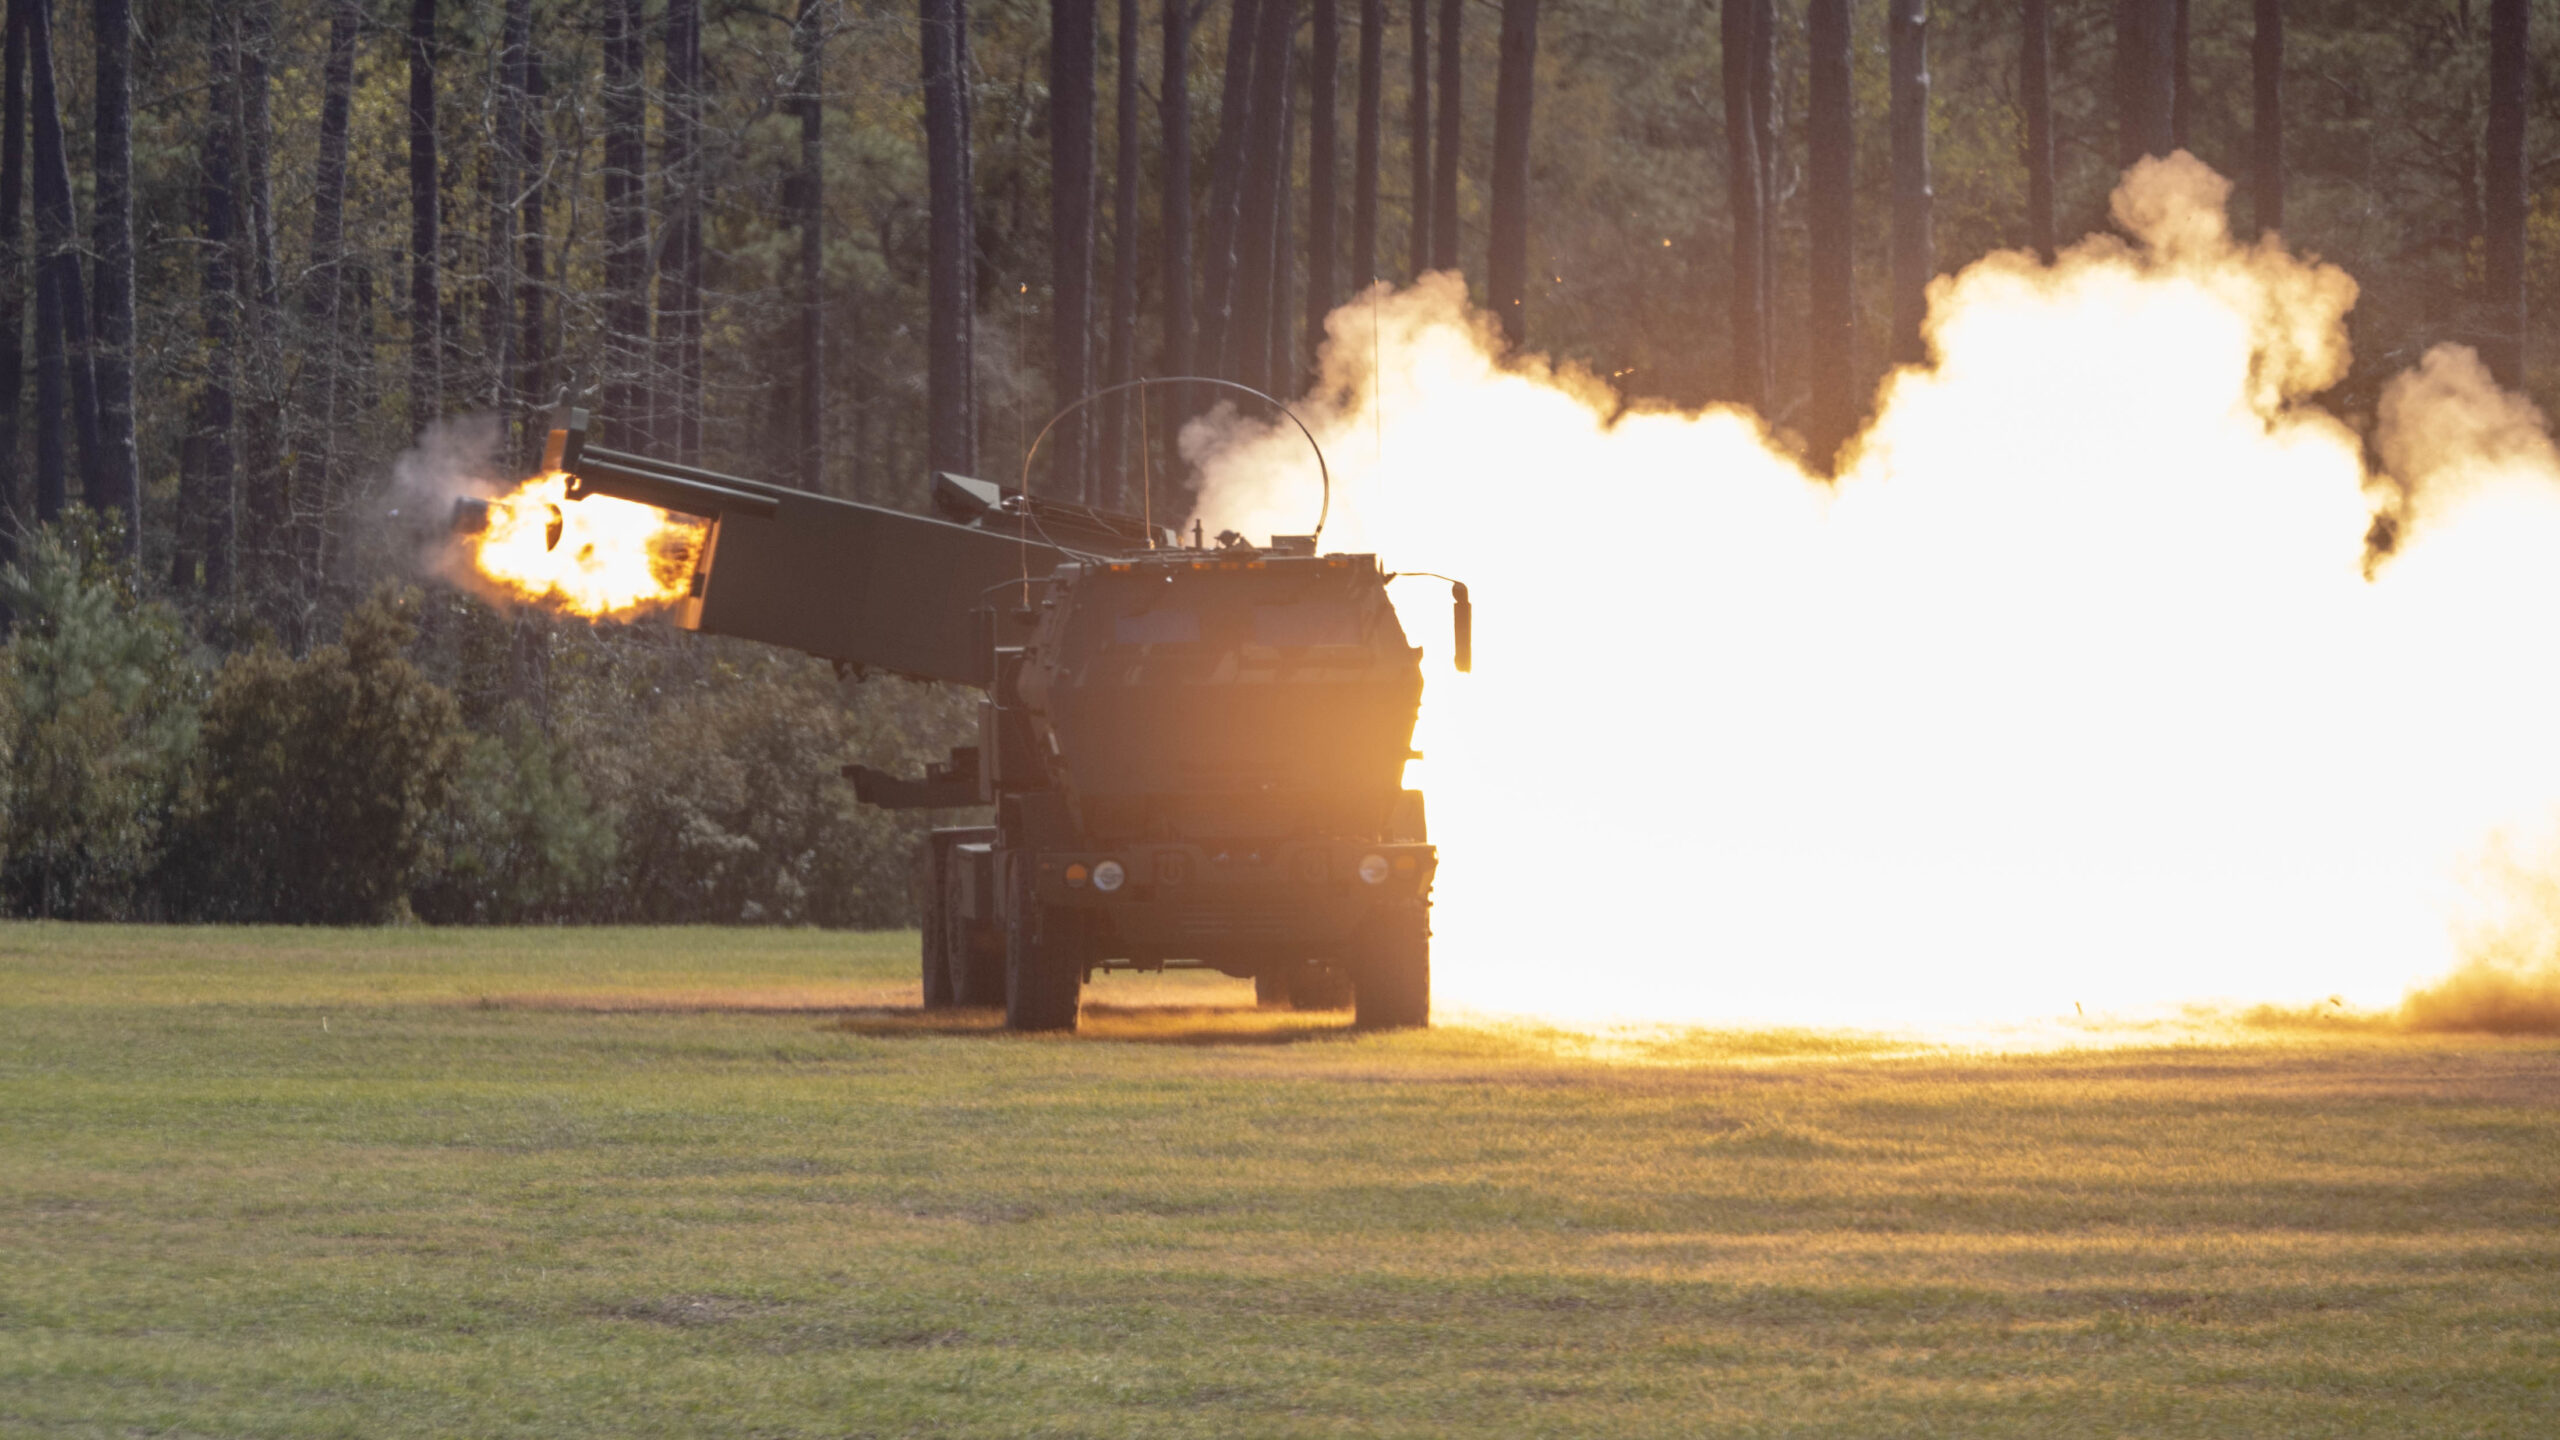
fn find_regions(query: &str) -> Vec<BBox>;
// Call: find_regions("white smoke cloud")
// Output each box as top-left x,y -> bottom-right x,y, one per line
1187,154 -> 2560,1028
339,412 -> 512,600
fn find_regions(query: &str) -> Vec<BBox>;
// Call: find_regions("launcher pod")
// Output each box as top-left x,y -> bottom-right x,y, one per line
546,410 -> 1460,1031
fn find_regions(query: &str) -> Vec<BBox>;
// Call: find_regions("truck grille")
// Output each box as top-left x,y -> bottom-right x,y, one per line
1175,907 -> 1295,943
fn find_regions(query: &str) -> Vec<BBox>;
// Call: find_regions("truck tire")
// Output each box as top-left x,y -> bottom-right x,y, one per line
1254,970 -> 1292,1008
919,848 -> 956,1009
1004,865 -> 1085,1032
949,860 -> 1006,1007
1351,903 -> 1431,1030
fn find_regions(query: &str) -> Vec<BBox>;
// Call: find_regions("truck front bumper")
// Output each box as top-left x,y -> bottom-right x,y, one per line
1033,840 -> 1434,962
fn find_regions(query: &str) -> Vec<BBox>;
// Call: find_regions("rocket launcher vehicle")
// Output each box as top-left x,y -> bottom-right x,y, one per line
527,407 -> 1466,1033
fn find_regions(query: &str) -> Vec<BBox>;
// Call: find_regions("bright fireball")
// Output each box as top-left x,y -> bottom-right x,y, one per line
469,472 -> 707,617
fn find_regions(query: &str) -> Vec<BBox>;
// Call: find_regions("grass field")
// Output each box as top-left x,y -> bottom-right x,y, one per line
2,925 -> 2554,1438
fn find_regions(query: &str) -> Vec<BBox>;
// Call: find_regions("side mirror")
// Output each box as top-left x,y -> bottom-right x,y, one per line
1451,582 -> 1472,674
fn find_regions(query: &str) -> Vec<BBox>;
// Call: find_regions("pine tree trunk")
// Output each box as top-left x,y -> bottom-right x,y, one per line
2022,0 -> 2055,260
1405,0 -> 1427,275
1051,0 -> 1097,498
923,0 -> 976,473
2251,0 -> 2281,236
2115,0 -> 2175,166
1485,0 -> 1534,349
1352,0 -> 1381,288
1270,60 -> 1294,389
227,0 -> 282,607
1304,0 -> 1337,377
1200,0 -> 1265,380
0,0 -> 24,544
179,6 -> 237,593
846,280 -> 870,497
1888,0 -> 1932,367
2170,0 -> 2190,150
89,0 -> 135,551
1428,0 -> 1458,272
1721,0 -> 1766,407
517,31 -> 548,448
1100,0 -> 1141,504
602,0 -> 646,446
1157,0 -> 1191,460
234,0 -> 285,614
796,0 -> 827,491
1231,0 -> 1294,393
29,181 -> 60,522
661,0 -> 704,462
956,10 -> 977,459
291,0 -> 358,585
25,0 -> 95,516
487,0 -> 524,425
1805,0 -> 1855,471
408,0 -> 441,438
2484,0 -> 2527,386
1747,0 -> 1773,336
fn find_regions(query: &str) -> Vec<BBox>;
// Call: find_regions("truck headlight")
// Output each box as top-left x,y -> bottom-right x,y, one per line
1358,854 -> 1391,885
1092,860 -> 1127,893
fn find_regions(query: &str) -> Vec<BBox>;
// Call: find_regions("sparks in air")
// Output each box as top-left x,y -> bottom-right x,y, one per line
464,471 -> 706,617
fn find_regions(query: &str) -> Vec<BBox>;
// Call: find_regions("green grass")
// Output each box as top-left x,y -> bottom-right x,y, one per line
2,925 -> 2555,1437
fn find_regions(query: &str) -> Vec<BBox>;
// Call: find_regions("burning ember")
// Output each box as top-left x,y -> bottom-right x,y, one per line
462,471 -> 706,617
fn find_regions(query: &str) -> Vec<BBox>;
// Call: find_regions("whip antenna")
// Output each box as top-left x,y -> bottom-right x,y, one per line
1021,376 -> 1332,547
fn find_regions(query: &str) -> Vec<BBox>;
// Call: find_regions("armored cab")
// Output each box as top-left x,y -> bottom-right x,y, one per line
975,547 -> 1436,1028
536,411 -> 1454,1031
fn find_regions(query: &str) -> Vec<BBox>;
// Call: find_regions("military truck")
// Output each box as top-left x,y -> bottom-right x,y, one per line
531,410 -> 1464,1031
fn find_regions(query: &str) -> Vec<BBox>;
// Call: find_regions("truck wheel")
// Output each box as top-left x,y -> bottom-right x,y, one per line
1004,865 -> 1085,1032
1290,963 -> 1354,1012
926,850 -> 957,999
1351,903 -> 1431,1030
919,848 -> 956,1009
1254,970 -> 1291,1008
949,860 -> 1006,1007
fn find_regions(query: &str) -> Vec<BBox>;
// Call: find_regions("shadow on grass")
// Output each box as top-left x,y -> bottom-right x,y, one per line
463,980 -> 1362,1046
469,985 -> 915,1016
827,1002 -> 1361,1046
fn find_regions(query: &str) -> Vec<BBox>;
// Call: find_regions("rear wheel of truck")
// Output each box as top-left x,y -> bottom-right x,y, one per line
949,859 -> 1006,1006
1351,903 -> 1431,1030
917,848 -> 956,1009
1254,970 -> 1291,1008
1004,866 -> 1085,1032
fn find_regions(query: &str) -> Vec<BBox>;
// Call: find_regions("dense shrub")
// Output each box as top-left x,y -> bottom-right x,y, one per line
581,654 -> 973,927
174,588 -> 467,923
0,525 -> 201,918
0,524 -> 977,926
411,717 -> 619,923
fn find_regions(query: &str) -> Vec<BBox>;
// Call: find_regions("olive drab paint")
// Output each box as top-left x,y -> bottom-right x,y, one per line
538,411 -> 1446,1033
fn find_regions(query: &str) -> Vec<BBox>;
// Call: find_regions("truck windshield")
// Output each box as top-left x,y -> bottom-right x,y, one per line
1251,602 -> 1363,647
1112,610 -> 1201,645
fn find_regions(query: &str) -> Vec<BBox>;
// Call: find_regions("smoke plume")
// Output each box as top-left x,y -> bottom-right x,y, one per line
1189,154 -> 2560,1029
348,412 -> 511,599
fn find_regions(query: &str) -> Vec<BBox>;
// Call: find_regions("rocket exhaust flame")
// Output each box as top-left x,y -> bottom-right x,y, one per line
1192,154 -> 2560,1031
461,471 -> 707,617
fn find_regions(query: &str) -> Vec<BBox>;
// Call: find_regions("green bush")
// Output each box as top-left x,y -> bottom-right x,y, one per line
581,656 -> 964,927
176,587 -> 467,923
0,522 -> 978,928
411,715 -> 619,924
0,522 -> 200,918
